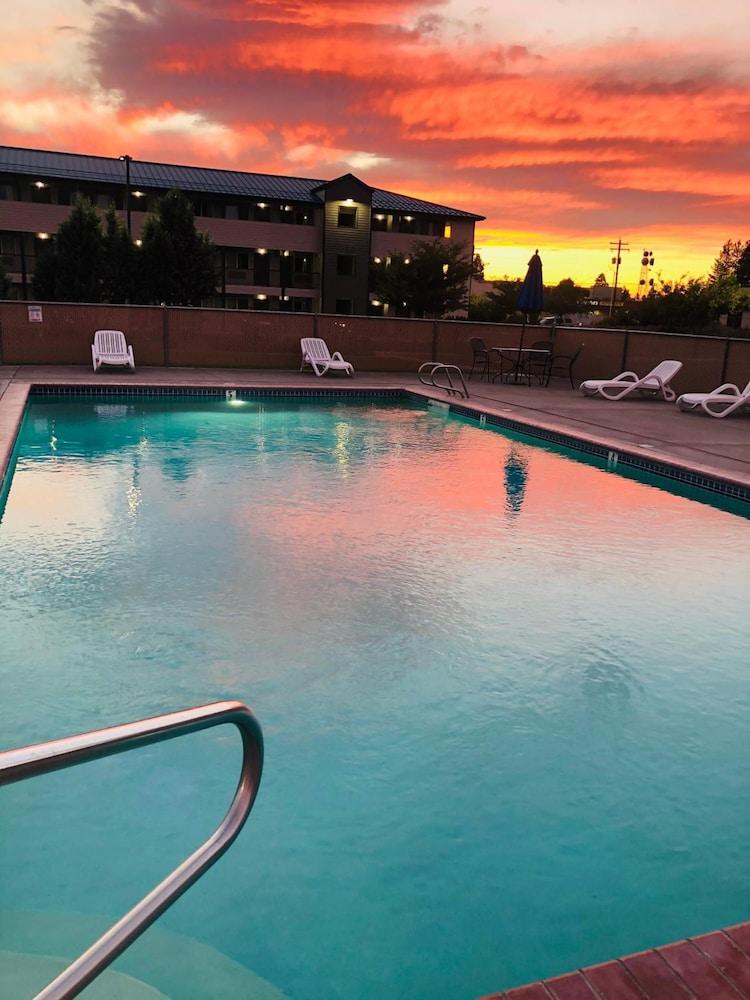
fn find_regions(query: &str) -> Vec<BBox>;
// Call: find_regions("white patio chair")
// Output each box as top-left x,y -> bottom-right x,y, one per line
580,360 -> 682,401
92,330 -> 135,372
300,337 -> 354,377
676,380 -> 750,419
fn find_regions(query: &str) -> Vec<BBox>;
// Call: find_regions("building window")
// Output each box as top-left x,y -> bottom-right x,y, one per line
254,203 -> 271,222
295,209 -> 313,226
0,184 -> 16,201
444,223 -> 452,238
225,204 -> 239,220
372,213 -> 388,231
253,295 -> 270,310
335,298 -> 352,314
293,297 -> 313,312
336,254 -> 356,276
337,206 -> 357,228
397,214 -> 417,233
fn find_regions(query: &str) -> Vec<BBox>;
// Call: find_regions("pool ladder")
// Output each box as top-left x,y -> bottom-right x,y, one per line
418,362 -> 470,399
0,701 -> 263,1000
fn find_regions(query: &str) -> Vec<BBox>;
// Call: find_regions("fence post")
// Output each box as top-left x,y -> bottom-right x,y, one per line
431,320 -> 438,362
720,336 -> 731,384
620,329 -> 630,372
162,305 -> 169,366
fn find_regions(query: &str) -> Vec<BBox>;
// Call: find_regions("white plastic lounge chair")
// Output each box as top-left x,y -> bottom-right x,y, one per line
300,337 -> 354,377
580,360 -> 682,401
92,330 -> 135,372
676,380 -> 750,419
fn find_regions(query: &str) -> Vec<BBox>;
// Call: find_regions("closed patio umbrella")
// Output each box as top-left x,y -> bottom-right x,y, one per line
515,250 -> 544,372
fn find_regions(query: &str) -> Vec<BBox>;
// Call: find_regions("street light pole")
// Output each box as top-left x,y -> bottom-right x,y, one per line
119,155 -> 132,236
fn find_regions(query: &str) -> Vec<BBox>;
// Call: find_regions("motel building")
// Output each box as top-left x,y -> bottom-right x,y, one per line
0,145 -> 483,316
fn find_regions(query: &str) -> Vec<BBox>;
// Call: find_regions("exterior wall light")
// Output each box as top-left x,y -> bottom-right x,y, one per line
33,181 -> 47,189
373,257 -> 382,264
404,215 -> 413,222
375,214 -> 385,220
344,198 -> 354,205
256,294 -> 267,300
283,205 -> 293,211
132,190 -> 145,198
36,232 -> 50,239
282,295 -> 290,301
282,250 -> 290,257
135,239 -> 143,247
372,299 -> 381,306
256,248 -> 267,255
404,257 -> 411,264
257,202 -> 267,209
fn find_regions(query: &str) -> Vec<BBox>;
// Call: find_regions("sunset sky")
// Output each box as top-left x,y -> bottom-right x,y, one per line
2,0 -> 749,287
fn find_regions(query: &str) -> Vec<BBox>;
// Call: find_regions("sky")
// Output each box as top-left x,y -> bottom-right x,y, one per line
2,0 -> 749,287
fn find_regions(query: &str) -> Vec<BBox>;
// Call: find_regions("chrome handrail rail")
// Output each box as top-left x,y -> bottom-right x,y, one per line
417,362 -> 470,399
0,700 -> 264,1000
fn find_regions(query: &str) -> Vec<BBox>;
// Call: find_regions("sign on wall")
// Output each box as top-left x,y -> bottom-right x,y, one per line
28,305 -> 43,323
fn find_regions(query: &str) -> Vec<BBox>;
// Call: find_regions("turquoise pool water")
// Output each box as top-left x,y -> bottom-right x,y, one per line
0,396 -> 748,1000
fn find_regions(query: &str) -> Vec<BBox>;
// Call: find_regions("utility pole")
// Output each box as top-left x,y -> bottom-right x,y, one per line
609,238 -> 629,317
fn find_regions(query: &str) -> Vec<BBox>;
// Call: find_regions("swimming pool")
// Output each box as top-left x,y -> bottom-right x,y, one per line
1,395 -> 748,999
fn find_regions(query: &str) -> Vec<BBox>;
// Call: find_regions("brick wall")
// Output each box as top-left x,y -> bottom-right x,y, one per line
0,300 -> 745,393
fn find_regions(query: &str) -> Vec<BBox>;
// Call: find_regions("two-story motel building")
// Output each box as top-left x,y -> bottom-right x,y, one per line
0,146 -> 484,315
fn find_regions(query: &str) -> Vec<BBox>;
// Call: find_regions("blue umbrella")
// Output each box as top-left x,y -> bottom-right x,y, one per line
515,250 -> 544,370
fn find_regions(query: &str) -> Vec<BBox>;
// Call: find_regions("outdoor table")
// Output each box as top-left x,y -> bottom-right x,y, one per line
491,347 -> 551,384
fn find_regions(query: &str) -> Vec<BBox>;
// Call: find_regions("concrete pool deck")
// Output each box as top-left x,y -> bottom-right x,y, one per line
1,365 -> 749,497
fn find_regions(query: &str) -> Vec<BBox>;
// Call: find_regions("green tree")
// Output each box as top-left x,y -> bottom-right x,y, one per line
101,206 -> 136,303
736,243 -> 750,287
50,197 -> 104,302
710,239 -> 750,282
0,258 -> 10,298
472,253 -> 485,281
139,189 -> 217,305
371,240 -> 474,317
31,239 -> 58,299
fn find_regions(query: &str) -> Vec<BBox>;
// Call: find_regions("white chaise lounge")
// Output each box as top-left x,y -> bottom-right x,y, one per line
300,337 -> 354,377
677,380 -> 750,419
92,329 -> 135,372
580,360 -> 682,401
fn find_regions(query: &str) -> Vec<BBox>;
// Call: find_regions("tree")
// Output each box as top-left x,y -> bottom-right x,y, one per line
48,197 -> 104,302
101,206 -> 137,303
710,239 -> 750,282
0,258 -> 10,298
139,189 -> 217,305
31,240 -> 58,299
472,253 -> 485,281
370,240 -> 474,317
736,243 -> 750,287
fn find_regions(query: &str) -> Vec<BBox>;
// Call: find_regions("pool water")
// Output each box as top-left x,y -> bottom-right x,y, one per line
0,397 -> 748,1000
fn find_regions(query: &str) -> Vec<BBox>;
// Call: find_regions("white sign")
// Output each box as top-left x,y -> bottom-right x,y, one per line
28,305 -> 43,323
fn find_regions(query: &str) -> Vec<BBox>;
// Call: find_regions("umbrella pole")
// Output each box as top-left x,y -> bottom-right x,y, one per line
516,314 -> 527,383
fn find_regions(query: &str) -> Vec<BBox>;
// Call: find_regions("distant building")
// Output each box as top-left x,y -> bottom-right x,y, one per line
587,280 -> 625,308
0,145 -> 483,314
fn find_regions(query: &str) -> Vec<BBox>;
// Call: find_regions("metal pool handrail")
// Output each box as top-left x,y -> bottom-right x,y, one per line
418,362 -> 470,399
0,700 -> 264,1000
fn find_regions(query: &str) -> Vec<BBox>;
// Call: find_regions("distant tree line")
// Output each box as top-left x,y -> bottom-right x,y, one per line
468,240 -> 750,335
31,190 -> 217,306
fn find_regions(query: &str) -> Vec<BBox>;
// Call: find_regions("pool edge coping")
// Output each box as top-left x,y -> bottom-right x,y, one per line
0,380 -> 748,507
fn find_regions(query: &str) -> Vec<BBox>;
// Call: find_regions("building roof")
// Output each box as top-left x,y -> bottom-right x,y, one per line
0,145 -> 484,220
